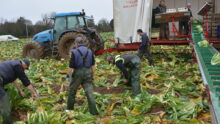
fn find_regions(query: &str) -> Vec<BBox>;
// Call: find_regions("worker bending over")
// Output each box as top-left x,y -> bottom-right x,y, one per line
0,59 -> 38,124
137,29 -> 154,66
67,37 -> 98,115
107,54 -> 141,96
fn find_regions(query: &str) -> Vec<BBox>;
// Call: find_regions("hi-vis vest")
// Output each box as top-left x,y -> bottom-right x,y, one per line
115,55 -> 124,64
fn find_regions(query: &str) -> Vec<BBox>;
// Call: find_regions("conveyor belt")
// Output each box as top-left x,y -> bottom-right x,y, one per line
192,21 -> 220,123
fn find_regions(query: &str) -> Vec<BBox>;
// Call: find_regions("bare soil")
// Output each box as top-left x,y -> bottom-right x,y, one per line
50,84 -> 127,94
106,74 -> 121,84
94,87 -> 127,94
147,81 -> 161,87
108,99 -> 122,107
148,106 -> 165,115
107,74 -> 121,79
12,109 -> 27,121
50,84 -> 69,94
108,99 -> 120,104
147,88 -> 162,94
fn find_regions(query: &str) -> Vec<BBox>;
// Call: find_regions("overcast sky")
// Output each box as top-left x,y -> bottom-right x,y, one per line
0,0 -> 113,24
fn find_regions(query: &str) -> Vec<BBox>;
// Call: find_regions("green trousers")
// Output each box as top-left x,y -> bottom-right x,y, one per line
0,77 -> 12,124
138,43 -> 154,66
67,68 -> 98,115
127,56 -> 141,96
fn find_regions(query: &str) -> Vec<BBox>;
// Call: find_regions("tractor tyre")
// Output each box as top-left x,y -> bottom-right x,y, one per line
23,42 -> 44,59
58,32 -> 88,59
93,32 -> 104,51
88,32 -> 104,52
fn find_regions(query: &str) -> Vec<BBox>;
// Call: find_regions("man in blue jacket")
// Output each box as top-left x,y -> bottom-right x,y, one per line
137,29 -> 154,66
0,59 -> 38,124
66,37 -> 98,115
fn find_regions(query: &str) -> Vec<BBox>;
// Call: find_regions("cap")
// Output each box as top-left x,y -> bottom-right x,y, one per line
75,37 -> 83,43
22,58 -> 30,69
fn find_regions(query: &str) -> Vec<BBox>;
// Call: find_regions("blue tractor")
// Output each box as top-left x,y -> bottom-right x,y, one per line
23,10 -> 104,59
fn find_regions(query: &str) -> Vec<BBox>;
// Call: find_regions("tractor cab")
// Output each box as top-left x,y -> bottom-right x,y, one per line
32,11 -> 87,45
52,11 -> 87,44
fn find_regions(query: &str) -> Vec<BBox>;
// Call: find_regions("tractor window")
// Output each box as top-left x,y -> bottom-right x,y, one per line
54,17 -> 66,31
67,16 -> 78,29
78,16 -> 85,26
67,16 -> 85,29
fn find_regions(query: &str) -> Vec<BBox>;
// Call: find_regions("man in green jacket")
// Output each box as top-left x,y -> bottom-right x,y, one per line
107,54 -> 141,95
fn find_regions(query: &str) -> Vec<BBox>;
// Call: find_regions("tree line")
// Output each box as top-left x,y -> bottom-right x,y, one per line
0,13 -> 113,38
0,13 -> 54,38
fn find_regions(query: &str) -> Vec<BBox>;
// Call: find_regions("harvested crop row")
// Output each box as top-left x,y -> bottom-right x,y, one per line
0,33 -> 211,124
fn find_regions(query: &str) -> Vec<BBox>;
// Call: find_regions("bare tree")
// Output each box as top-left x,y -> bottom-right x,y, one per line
96,18 -> 112,32
35,20 -> 44,26
0,17 -> 5,24
40,12 -> 56,26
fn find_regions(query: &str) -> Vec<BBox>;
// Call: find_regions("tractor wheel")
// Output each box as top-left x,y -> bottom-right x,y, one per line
58,32 -> 88,59
23,42 -> 43,59
88,32 -> 104,52
93,32 -> 104,51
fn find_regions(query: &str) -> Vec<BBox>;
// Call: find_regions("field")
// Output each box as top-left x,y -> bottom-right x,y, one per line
0,32 -> 211,124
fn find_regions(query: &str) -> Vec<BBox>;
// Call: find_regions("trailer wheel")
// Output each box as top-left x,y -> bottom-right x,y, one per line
58,32 -> 88,59
23,42 -> 44,59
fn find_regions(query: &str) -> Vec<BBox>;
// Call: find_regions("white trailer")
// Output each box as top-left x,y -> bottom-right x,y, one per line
113,0 -> 153,44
